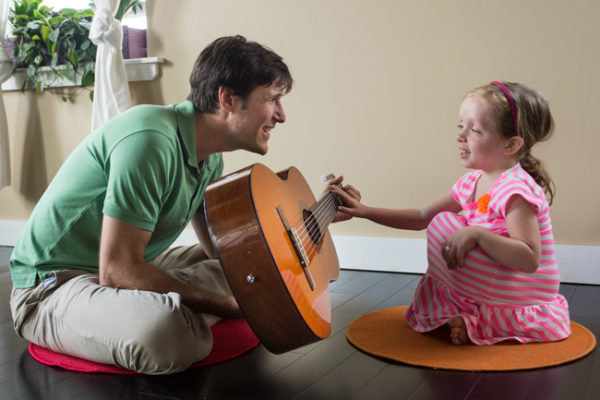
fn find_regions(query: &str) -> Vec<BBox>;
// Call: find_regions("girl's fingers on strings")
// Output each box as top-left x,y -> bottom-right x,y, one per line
329,175 -> 344,186
343,185 -> 361,200
330,186 -> 349,199
337,186 -> 359,203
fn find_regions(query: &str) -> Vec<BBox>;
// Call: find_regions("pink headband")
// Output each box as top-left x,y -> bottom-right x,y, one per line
490,81 -> 519,137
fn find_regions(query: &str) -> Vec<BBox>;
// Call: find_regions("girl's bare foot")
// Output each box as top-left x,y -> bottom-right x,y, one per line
447,317 -> 469,345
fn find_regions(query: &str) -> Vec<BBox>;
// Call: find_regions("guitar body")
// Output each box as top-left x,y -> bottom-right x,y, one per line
204,163 -> 340,353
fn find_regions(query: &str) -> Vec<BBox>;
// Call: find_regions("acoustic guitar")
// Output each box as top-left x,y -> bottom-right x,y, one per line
204,163 -> 341,353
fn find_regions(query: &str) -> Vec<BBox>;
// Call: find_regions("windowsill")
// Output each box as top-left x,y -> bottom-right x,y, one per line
1,56 -> 165,92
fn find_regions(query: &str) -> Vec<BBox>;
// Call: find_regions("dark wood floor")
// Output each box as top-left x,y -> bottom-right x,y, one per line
0,245 -> 598,400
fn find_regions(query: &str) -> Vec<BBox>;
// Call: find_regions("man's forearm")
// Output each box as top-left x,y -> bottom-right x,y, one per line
100,259 -> 240,317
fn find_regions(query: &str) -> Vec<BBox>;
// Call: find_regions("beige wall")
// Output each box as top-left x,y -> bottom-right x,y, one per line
0,0 -> 598,246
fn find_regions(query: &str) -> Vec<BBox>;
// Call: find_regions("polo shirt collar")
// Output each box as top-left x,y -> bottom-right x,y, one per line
174,100 -> 200,171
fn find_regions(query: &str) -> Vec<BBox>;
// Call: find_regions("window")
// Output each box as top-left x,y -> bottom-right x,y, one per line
2,0 -> 162,91
43,0 -> 148,59
43,0 -> 147,29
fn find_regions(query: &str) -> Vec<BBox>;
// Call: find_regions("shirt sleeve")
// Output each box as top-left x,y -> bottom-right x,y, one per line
493,177 -> 544,218
452,171 -> 478,205
451,177 -> 463,204
103,132 -> 176,231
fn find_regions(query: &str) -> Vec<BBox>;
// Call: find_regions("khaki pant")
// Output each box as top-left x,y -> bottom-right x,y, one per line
10,244 -> 233,374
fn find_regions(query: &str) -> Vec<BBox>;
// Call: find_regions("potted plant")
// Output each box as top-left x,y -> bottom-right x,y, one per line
5,0 -> 145,99
115,0 -> 143,21
7,0 -> 96,95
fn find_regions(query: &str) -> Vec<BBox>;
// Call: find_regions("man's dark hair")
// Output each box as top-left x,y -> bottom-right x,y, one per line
188,35 -> 293,113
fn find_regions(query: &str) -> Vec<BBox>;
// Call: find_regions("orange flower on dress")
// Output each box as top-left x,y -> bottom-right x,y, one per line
477,193 -> 491,213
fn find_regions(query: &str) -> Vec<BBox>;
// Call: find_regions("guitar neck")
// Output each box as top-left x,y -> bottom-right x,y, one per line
308,188 -> 343,243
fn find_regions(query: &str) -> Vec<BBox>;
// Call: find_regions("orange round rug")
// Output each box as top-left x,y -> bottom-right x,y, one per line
346,306 -> 597,372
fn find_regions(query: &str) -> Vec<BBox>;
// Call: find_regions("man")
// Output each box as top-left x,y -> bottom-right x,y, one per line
9,35 -> 293,374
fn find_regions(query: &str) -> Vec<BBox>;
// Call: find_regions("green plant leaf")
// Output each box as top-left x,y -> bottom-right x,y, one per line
79,20 -> 92,30
26,21 -> 40,30
86,45 -> 96,57
60,8 -> 78,16
67,50 -> 78,68
81,70 -> 94,87
40,24 -> 49,42
26,64 -> 37,77
84,61 -> 95,74
21,42 -> 34,53
50,52 -> 58,68
62,62 -> 73,79
115,0 -> 142,21
32,9 -> 46,20
48,15 -> 63,25
14,15 -> 30,23
48,28 -> 59,43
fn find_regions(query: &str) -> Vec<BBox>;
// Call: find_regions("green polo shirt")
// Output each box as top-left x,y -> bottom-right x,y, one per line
9,101 -> 223,288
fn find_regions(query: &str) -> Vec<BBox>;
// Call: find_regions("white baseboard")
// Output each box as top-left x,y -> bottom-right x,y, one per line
331,235 -> 600,285
0,220 -> 27,247
2,220 -> 599,284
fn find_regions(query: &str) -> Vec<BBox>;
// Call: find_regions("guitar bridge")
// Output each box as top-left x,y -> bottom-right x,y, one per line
276,206 -> 316,290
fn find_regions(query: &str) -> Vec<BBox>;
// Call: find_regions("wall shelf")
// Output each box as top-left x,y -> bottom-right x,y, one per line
1,57 -> 165,92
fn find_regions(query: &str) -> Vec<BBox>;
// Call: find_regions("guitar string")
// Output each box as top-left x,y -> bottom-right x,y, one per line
305,195 -> 337,260
296,210 -> 332,261
297,198 -> 333,259
294,196 -> 334,255
309,191 -> 340,234
289,183 -> 343,260
294,192 -> 339,260
294,202 -> 330,251
308,180 -> 343,233
294,192 -> 336,246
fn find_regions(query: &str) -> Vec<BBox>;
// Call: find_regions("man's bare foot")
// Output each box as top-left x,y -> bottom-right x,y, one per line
217,295 -> 243,319
195,292 -> 243,319
447,317 -> 469,345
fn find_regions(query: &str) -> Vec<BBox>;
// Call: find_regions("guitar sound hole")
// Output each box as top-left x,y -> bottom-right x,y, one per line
303,209 -> 322,245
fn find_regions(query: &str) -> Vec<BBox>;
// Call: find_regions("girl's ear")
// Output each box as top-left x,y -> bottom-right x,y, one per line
504,136 -> 525,155
217,86 -> 236,112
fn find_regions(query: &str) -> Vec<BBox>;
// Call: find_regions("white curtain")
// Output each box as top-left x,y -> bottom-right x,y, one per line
89,0 -> 131,131
0,0 -> 12,189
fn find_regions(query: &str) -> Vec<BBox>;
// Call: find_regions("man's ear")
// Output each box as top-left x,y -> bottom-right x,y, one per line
504,136 -> 525,155
217,86 -> 236,112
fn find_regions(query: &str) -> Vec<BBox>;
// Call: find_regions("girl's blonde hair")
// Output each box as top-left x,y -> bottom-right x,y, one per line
466,82 -> 556,204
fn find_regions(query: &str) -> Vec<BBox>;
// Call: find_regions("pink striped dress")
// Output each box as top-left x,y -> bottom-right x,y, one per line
405,164 -> 571,344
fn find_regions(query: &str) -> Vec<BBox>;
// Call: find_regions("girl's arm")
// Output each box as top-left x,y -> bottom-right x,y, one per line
443,196 -> 541,273
329,186 -> 460,231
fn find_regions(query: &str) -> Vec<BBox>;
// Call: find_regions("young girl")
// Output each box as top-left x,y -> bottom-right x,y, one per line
330,81 -> 570,345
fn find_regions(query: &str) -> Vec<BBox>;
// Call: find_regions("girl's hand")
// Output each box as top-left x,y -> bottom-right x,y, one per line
441,226 -> 483,269
324,177 -> 363,222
